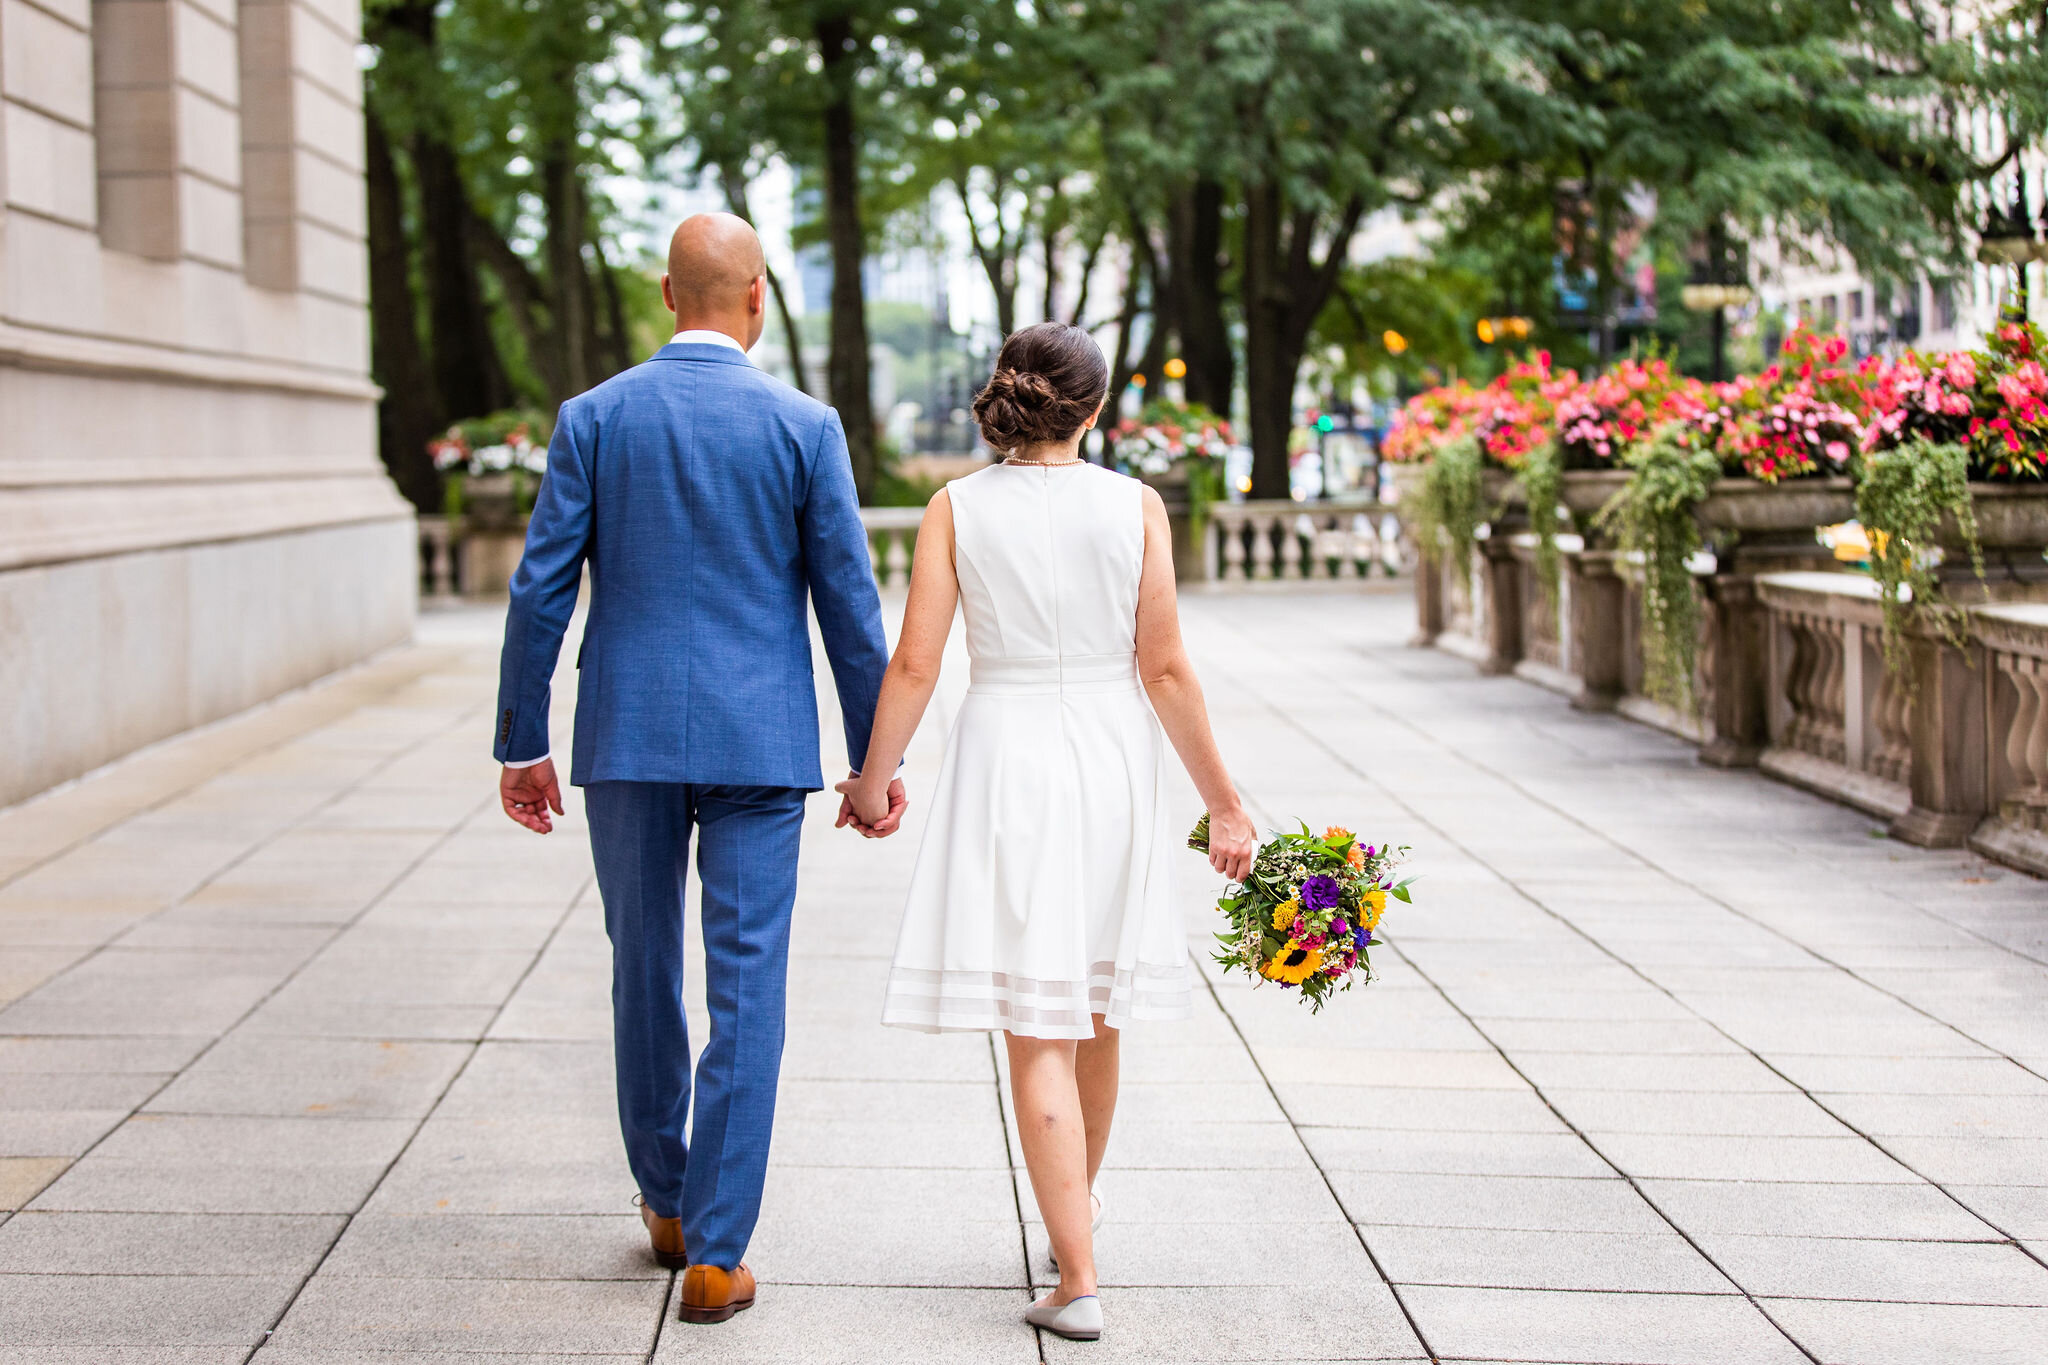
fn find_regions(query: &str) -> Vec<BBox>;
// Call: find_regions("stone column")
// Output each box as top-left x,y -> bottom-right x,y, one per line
1698,573 -> 1769,767
1890,630 -> 1990,847
1410,550 -> 1445,646
1567,549 -> 1625,712
1478,535 -> 1523,676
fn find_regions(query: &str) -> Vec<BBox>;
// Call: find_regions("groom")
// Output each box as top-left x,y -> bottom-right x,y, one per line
493,212 -> 906,1323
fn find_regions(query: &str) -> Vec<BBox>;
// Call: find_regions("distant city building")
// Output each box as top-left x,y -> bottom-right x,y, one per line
0,0 -> 412,805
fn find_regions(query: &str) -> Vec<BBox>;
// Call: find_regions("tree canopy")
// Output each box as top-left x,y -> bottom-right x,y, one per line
363,0 -> 2038,506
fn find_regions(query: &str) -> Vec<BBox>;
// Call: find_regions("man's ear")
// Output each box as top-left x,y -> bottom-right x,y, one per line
751,275 -> 768,315
661,274 -> 676,314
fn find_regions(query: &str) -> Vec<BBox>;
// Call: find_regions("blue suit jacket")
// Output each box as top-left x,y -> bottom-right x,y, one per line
492,342 -> 888,790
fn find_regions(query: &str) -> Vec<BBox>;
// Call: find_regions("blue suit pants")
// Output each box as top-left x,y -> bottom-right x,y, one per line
584,781 -> 807,1269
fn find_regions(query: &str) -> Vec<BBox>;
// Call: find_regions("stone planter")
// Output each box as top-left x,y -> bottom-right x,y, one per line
1959,483 -> 2048,548
459,519 -> 530,596
460,472 -> 528,533
1557,468 -> 1632,520
1695,477 -> 1857,541
1140,466 -> 1206,583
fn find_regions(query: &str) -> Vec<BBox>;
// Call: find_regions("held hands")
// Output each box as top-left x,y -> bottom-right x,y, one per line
834,771 -> 907,838
500,759 -> 565,834
1204,803 -> 1258,883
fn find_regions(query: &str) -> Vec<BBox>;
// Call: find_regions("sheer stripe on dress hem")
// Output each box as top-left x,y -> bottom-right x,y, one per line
879,960 -> 1192,1036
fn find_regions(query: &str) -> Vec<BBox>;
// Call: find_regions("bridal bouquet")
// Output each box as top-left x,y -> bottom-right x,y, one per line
1188,815 -> 1413,1011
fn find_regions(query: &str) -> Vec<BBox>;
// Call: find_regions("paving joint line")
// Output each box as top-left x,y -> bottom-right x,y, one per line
986,1032 -> 1048,1363
1304,661 -> 2048,1270
243,870 -> 592,1361
1199,785 -> 1440,1365
0,702 -> 492,1230
0,641 -> 458,892
1200,653 -> 1827,1362
1197,600 -> 2048,1264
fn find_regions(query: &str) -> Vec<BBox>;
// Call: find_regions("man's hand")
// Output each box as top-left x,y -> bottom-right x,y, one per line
501,759 -> 565,834
834,773 -> 908,838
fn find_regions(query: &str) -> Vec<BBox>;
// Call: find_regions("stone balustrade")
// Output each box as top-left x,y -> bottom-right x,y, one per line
1749,573 -> 2048,873
419,515 -> 458,599
860,507 -> 925,589
1205,500 -> 1409,582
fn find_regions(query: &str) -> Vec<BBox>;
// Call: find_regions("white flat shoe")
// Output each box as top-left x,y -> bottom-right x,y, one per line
1049,1191 -> 1104,1270
1025,1293 -> 1102,1341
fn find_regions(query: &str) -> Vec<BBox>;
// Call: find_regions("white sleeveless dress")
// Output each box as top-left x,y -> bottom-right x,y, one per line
881,461 -> 1193,1040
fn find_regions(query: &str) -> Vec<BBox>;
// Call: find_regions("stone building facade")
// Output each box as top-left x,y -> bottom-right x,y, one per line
0,0 -> 413,806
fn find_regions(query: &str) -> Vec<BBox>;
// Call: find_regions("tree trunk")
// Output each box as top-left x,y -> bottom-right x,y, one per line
597,246 -> 633,373
412,136 -> 498,421
1172,177 -> 1233,413
818,13 -> 877,501
721,163 -> 810,393
465,200 -> 565,402
1108,240 -> 1147,404
542,148 -> 592,395
1241,178 -> 1293,500
365,107 -> 441,512
957,175 -> 1017,339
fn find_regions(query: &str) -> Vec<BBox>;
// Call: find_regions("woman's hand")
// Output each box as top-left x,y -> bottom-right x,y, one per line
1205,804 -> 1258,883
834,774 -> 895,836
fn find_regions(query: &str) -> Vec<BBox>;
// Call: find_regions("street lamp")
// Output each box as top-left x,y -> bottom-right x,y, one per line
1977,186 -> 2045,319
1682,226 -> 1751,382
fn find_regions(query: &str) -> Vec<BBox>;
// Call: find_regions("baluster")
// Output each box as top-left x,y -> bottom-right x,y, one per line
1332,514 -> 1358,578
1783,615 -> 1818,754
1278,517 -> 1304,579
2007,657 -> 2048,809
434,533 -> 455,597
1304,515 -> 1331,579
867,532 -> 882,585
1221,517 -> 1248,581
1249,516 -> 1277,580
1817,616 -> 1847,763
884,531 -> 912,589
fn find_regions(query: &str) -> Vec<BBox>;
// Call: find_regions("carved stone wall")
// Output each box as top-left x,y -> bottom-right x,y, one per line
0,0 -> 413,805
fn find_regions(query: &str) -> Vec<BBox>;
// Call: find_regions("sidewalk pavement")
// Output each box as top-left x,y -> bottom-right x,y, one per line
1,590 -> 2045,1365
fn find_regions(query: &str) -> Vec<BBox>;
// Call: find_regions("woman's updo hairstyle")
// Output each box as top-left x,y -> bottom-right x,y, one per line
972,322 -> 1109,453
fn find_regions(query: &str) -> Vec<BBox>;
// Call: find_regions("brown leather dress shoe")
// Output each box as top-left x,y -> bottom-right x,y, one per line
640,1201 -> 688,1270
677,1262 -> 756,1324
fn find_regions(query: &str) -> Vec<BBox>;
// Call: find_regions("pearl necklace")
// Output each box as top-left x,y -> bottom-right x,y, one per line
1004,456 -> 1085,467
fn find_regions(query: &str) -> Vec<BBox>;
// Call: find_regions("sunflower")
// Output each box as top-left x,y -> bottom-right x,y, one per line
1359,887 -> 1388,929
1270,897 -> 1300,932
1263,940 -> 1325,985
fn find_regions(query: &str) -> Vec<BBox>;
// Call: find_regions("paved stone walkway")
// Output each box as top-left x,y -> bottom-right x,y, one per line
1,589 -> 2045,1365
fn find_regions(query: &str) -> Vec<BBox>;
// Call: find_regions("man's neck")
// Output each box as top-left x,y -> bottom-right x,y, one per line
670,320 -> 748,349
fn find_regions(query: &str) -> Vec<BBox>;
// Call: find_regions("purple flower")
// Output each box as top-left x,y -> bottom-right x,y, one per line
1300,874 -> 1342,912
1331,918 -> 1351,937
1353,924 -> 1372,952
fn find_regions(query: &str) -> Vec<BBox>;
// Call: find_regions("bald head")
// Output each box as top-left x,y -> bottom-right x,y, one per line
661,212 -> 769,350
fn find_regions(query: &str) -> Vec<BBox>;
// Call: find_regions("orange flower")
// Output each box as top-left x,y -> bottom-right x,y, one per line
1346,844 -> 1367,870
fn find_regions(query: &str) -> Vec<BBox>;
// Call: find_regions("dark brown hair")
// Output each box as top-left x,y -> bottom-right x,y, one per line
971,322 -> 1109,451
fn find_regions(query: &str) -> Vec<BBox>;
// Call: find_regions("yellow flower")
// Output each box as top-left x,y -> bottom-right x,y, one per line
1263,940 -> 1325,985
1271,898 -> 1300,932
1359,888 -> 1388,929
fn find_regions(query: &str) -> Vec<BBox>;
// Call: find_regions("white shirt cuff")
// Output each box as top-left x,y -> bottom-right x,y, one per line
504,753 -> 551,769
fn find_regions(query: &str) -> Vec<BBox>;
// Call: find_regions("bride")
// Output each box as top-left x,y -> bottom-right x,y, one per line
835,322 -> 1258,1342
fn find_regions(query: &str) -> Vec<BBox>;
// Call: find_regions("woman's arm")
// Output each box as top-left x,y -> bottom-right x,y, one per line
838,489 -> 960,834
1134,486 -> 1257,882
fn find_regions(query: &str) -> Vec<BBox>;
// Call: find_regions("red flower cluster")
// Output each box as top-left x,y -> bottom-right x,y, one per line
1863,321 -> 2048,480
1382,321 -> 2048,485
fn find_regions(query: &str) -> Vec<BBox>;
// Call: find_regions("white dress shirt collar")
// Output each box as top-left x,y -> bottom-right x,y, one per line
669,329 -> 750,358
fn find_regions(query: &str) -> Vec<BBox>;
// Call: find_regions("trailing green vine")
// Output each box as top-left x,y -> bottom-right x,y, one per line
1409,435 -> 1486,590
1520,439 -> 1564,604
1595,426 -> 1719,712
1855,437 -> 1982,681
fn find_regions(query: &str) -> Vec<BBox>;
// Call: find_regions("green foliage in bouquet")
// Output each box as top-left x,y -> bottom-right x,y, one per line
1596,425 -> 1719,713
1855,437 -> 1983,682
1189,816 -> 1413,1013
1411,434 -> 1486,592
